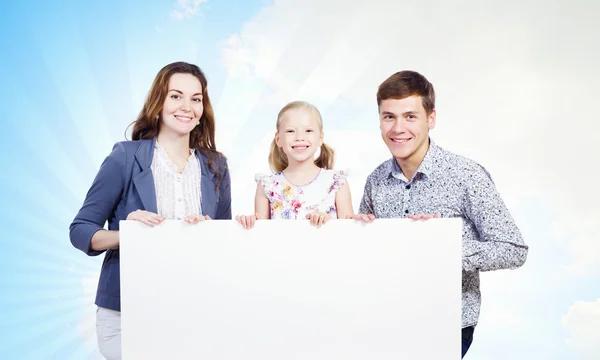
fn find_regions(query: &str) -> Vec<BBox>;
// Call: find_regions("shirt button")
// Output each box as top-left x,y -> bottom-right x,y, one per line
178,198 -> 182,202
177,217 -> 181,220
406,184 -> 411,190
404,209 -> 409,214
177,177 -> 181,182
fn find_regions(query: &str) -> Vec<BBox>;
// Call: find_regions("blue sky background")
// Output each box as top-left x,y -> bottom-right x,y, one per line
1,0 -> 599,359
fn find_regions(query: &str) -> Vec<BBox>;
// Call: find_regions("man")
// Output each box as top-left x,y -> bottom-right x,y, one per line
355,70 -> 528,357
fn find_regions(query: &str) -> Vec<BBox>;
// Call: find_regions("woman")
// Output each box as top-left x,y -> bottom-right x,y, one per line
69,61 -> 231,359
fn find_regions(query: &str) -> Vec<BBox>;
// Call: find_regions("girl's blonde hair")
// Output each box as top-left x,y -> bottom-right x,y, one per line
268,101 -> 335,173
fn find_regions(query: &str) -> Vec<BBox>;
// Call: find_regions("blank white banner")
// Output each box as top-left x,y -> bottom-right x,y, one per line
120,218 -> 462,359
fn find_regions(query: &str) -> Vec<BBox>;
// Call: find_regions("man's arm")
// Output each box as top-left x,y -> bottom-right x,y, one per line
461,165 -> 528,272
358,177 -> 374,215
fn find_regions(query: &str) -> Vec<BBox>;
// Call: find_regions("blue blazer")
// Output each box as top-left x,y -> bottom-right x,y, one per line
69,138 -> 231,311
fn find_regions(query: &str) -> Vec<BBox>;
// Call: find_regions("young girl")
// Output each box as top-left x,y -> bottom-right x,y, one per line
236,101 -> 353,229
69,62 -> 231,360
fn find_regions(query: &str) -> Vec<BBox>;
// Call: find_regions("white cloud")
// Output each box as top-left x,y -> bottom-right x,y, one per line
563,299 -> 600,359
551,214 -> 600,276
171,0 -> 207,20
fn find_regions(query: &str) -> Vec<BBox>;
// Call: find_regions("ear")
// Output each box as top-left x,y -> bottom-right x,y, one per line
428,109 -> 437,130
275,131 -> 281,147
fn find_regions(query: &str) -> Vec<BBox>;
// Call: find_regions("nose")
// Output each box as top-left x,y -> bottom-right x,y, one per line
390,118 -> 406,133
180,98 -> 191,112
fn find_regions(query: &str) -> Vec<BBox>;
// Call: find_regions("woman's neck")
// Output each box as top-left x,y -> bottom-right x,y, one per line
156,132 -> 191,161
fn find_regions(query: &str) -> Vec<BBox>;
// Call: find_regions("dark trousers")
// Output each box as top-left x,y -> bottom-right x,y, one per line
462,326 -> 475,358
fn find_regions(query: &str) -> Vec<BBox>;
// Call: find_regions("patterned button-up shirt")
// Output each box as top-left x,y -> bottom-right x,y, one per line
359,140 -> 528,328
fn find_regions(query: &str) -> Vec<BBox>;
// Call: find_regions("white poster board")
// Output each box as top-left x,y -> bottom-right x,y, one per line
120,219 -> 462,359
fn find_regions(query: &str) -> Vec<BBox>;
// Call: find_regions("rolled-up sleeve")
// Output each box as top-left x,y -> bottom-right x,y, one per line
69,143 -> 125,256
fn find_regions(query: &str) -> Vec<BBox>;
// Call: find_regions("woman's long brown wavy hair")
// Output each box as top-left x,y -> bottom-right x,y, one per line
128,61 -> 226,189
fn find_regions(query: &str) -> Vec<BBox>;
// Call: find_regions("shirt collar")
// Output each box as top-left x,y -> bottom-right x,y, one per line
389,138 -> 441,180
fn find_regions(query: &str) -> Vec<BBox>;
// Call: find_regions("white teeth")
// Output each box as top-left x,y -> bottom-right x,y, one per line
393,139 -> 408,143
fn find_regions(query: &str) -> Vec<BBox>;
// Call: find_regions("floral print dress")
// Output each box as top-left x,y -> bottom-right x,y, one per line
255,169 -> 348,220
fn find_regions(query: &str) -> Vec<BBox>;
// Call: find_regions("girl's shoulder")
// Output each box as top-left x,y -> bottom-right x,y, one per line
318,168 -> 348,182
254,171 -> 285,188
317,168 -> 348,194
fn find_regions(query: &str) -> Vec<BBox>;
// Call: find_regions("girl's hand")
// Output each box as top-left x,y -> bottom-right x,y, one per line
185,214 -> 211,224
126,210 -> 165,226
306,212 -> 331,227
236,214 -> 258,229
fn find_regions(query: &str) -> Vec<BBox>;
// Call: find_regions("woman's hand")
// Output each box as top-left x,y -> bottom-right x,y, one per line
236,214 -> 258,229
126,210 -> 165,226
184,214 -> 211,224
306,212 -> 331,227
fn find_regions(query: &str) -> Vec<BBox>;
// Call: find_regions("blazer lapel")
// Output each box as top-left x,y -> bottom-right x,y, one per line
198,150 -> 217,218
132,139 -> 158,213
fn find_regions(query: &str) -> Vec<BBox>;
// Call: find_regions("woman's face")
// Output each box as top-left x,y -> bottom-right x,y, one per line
159,73 -> 204,138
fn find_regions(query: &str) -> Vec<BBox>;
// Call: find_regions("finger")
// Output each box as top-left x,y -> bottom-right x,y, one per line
137,216 -> 155,226
314,214 -> 321,226
204,215 -> 211,220
249,216 -> 256,228
150,215 -> 164,224
367,214 -> 376,221
313,214 -> 321,227
318,214 -> 325,226
184,215 -> 196,223
433,214 -> 440,218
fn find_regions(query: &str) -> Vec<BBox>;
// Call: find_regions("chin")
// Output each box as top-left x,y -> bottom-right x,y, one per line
390,149 -> 413,161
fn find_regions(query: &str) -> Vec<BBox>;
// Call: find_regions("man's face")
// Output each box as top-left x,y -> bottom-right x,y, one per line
379,96 -> 436,165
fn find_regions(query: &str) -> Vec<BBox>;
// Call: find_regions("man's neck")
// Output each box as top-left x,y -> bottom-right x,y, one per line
396,141 -> 430,181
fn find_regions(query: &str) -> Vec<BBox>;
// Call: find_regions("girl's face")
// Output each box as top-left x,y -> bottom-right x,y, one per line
159,73 -> 204,138
275,108 -> 323,165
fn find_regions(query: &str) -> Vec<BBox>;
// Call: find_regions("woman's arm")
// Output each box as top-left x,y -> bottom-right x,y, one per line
69,143 -> 126,256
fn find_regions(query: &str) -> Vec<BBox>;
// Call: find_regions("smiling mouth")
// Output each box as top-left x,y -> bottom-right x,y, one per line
391,138 -> 411,144
175,115 -> 193,123
292,145 -> 309,152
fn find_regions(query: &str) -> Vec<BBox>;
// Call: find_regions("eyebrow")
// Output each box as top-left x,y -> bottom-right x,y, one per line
381,111 -> 417,116
168,89 -> 203,96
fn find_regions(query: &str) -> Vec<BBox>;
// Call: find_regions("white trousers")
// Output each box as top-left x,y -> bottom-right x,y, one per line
96,307 -> 122,360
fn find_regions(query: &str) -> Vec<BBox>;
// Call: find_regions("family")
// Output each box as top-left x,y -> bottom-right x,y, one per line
69,61 -> 529,359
